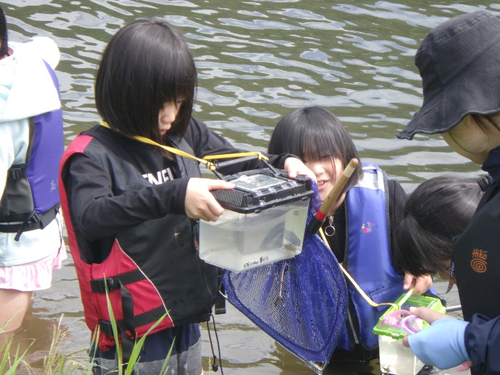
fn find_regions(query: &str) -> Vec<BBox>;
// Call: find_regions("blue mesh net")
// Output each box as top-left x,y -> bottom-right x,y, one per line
222,184 -> 348,369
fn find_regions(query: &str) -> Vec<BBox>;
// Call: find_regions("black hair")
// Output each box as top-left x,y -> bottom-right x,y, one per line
0,5 -> 8,58
394,175 -> 483,276
472,113 -> 500,133
268,106 -> 362,190
95,18 -> 196,143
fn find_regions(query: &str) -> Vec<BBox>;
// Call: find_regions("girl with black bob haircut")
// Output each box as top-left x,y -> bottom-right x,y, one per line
269,106 -> 432,364
95,18 -> 196,143
269,106 -> 362,194
394,175 -> 483,279
60,18 -> 314,374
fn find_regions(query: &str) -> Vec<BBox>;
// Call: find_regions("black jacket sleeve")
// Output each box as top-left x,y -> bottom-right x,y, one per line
466,313 -> 500,374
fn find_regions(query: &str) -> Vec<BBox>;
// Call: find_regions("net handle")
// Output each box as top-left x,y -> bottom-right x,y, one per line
307,158 -> 359,234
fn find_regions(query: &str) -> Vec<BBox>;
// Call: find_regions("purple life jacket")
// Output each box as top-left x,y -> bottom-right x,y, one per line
0,60 -> 64,240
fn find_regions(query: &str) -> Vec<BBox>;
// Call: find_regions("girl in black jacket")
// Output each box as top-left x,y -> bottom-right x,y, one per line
60,18 -> 314,375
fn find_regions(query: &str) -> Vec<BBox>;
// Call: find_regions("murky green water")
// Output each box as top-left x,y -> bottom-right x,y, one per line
4,1 -> 492,373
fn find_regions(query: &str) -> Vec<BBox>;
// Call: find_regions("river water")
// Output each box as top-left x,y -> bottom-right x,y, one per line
4,0 -> 494,374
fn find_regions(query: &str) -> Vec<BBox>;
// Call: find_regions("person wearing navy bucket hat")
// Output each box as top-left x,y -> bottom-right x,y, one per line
397,10 -> 500,141
397,10 -> 500,375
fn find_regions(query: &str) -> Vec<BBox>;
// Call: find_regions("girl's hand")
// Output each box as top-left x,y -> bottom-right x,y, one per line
284,157 -> 316,182
404,272 -> 433,295
185,178 -> 235,221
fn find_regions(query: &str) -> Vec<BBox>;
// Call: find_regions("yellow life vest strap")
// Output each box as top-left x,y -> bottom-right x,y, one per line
319,228 -> 400,309
99,121 -> 269,174
203,152 -> 269,162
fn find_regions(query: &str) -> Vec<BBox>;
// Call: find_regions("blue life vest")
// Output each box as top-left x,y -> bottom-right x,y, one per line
336,164 -> 405,351
0,61 -> 64,240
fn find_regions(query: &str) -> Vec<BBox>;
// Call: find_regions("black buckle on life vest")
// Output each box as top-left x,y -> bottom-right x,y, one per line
8,166 -> 26,180
24,211 -> 41,228
14,210 -> 41,241
0,205 -> 60,241
98,306 -> 167,338
90,278 -> 121,294
90,270 -> 146,294
91,270 -> 159,364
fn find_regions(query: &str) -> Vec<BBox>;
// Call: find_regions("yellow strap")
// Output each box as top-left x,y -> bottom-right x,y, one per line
203,152 -> 269,162
319,228 -> 398,309
100,121 -> 268,172
100,120 -> 217,170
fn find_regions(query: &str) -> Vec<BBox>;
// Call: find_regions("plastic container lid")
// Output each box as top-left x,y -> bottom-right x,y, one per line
373,293 -> 446,340
210,168 -> 313,214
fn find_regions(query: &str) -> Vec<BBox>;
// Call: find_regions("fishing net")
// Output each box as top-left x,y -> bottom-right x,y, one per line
222,184 -> 348,369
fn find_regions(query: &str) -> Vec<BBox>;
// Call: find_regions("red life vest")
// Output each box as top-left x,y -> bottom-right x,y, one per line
59,128 -> 216,351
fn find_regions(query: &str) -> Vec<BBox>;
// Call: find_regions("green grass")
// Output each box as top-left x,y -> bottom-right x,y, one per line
0,314 -> 87,374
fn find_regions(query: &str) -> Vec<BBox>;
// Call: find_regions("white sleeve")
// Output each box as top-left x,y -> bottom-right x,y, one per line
23,37 -> 60,69
0,43 -> 61,121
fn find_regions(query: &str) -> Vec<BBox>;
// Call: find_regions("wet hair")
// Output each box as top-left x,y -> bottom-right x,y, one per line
394,175 -> 483,276
95,18 -> 196,142
0,6 -> 8,58
268,106 -> 362,190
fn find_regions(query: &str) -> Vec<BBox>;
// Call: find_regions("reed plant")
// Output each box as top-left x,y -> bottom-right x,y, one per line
102,287 -> 170,375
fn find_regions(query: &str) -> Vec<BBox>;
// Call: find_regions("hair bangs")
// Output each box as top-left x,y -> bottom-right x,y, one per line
269,107 -> 362,188
301,126 -> 338,161
155,43 -> 196,136
95,18 -> 196,141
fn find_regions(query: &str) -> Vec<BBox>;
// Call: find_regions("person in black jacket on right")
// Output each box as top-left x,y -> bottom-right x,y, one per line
397,10 -> 500,374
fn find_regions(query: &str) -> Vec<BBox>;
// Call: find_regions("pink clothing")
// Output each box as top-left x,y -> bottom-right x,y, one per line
0,243 -> 66,291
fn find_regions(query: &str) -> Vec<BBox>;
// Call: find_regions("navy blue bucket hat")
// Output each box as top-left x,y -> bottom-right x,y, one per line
397,11 -> 500,140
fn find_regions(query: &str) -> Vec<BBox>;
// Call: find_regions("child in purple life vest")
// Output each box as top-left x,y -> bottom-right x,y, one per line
0,5 -> 66,333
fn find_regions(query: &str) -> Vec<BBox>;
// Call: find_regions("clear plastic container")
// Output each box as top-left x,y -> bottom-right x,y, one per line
379,335 -> 425,375
374,294 -> 449,375
199,199 -> 309,271
198,169 -> 313,272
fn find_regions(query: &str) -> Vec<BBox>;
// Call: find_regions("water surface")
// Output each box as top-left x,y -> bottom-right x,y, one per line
5,1 -> 492,373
